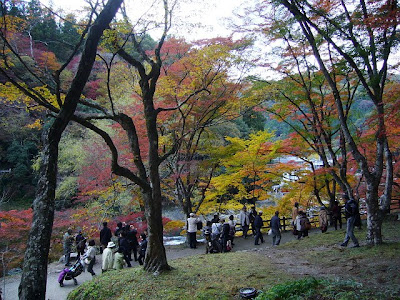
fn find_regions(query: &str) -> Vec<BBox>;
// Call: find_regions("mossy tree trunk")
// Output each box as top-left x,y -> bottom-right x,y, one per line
18,1 -> 123,298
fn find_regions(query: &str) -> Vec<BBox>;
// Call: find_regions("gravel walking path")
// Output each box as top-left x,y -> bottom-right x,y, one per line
2,228 -> 324,300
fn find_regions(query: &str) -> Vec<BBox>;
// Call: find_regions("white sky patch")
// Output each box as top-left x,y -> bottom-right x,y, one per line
42,0 -> 241,41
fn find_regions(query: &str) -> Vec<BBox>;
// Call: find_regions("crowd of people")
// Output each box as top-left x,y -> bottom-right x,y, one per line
62,221 -> 148,277
186,206 -> 283,254
100,222 -> 148,272
292,194 -> 361,247
62,195 -> 361,278
185,194 -> 361,254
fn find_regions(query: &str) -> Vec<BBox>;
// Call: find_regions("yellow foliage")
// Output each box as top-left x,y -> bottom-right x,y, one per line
0,15 -> 26,38
32,85 -> 60,109
25,119 -> 42,129
101,28 -> 119,51
164,220 -> 185,232
206,131 -> 284,205
159,134 -> 173,149
0,82 -> 26,103
0,82 -> 60,111
197,198 -> 244,215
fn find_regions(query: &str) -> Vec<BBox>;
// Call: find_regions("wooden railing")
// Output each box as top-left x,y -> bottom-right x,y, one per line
232,198 -> 399,233
234,215 -> 322,233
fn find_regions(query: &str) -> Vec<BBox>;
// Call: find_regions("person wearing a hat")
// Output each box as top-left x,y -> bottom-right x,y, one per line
187,213 -> 200,249
254,211 -> 265,245
102,241 -> 116,272
319,206 -> 328,233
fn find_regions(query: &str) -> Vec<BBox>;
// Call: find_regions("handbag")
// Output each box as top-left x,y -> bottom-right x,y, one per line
268,229 -> 272,235
305,221 -> 312,230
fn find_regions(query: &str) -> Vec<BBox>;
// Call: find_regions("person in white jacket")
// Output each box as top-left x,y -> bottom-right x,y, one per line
82,239 -> 96,276
239,206 -> 250,238
102,241 -> 116,272
187,213 -> 200,248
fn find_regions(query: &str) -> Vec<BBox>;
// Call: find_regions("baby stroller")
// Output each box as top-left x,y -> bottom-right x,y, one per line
58,259 -> 84,287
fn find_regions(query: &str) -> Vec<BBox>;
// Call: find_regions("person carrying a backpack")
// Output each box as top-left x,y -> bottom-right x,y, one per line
203,221 -> 212,254
296,211 -> 310,239
221,218 -> 231,252
340,194 -> 360,248
249,206 -> 257,236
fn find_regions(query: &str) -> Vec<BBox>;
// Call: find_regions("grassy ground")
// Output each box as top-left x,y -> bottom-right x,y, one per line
67,216 -> 400,300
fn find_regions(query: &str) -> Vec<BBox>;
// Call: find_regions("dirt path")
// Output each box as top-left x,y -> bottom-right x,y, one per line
2,229 -> 317,300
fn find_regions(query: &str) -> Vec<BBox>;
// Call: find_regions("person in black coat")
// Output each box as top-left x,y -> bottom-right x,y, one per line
75,230 -> 86,258
127,224 -> 139,261
137,233 -> 148,265
100,222 -> 112,254
254,211 -> 264,245
220,219 -> 231,252
270,211 -> 281,246
249,206 -> 258,236
211,214 -> 219,224
114,222 -> 124,237
118,231 -> 132,267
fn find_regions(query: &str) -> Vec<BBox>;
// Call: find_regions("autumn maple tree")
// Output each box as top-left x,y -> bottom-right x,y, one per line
156,37 -> 251,217
241,0 -> 398,244
202,131 -> 295,213
246,39 -> 360,213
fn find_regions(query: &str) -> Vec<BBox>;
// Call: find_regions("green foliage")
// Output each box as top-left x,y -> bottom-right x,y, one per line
243,109 -> 266,133
6,140 -> 36,180
0,107 -> 40,203
256,277 -> 321,300
55,176 -> 78,208
54,125 -> 89,208
256,277 -> 397,300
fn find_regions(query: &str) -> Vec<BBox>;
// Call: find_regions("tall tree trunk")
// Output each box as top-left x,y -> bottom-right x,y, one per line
18,1 -> 123,298
144,126 -> 171,271
18,130 -> 59,300
115,0 -> 172,273
365,182 -> 383,244
143,188 -> 170,272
